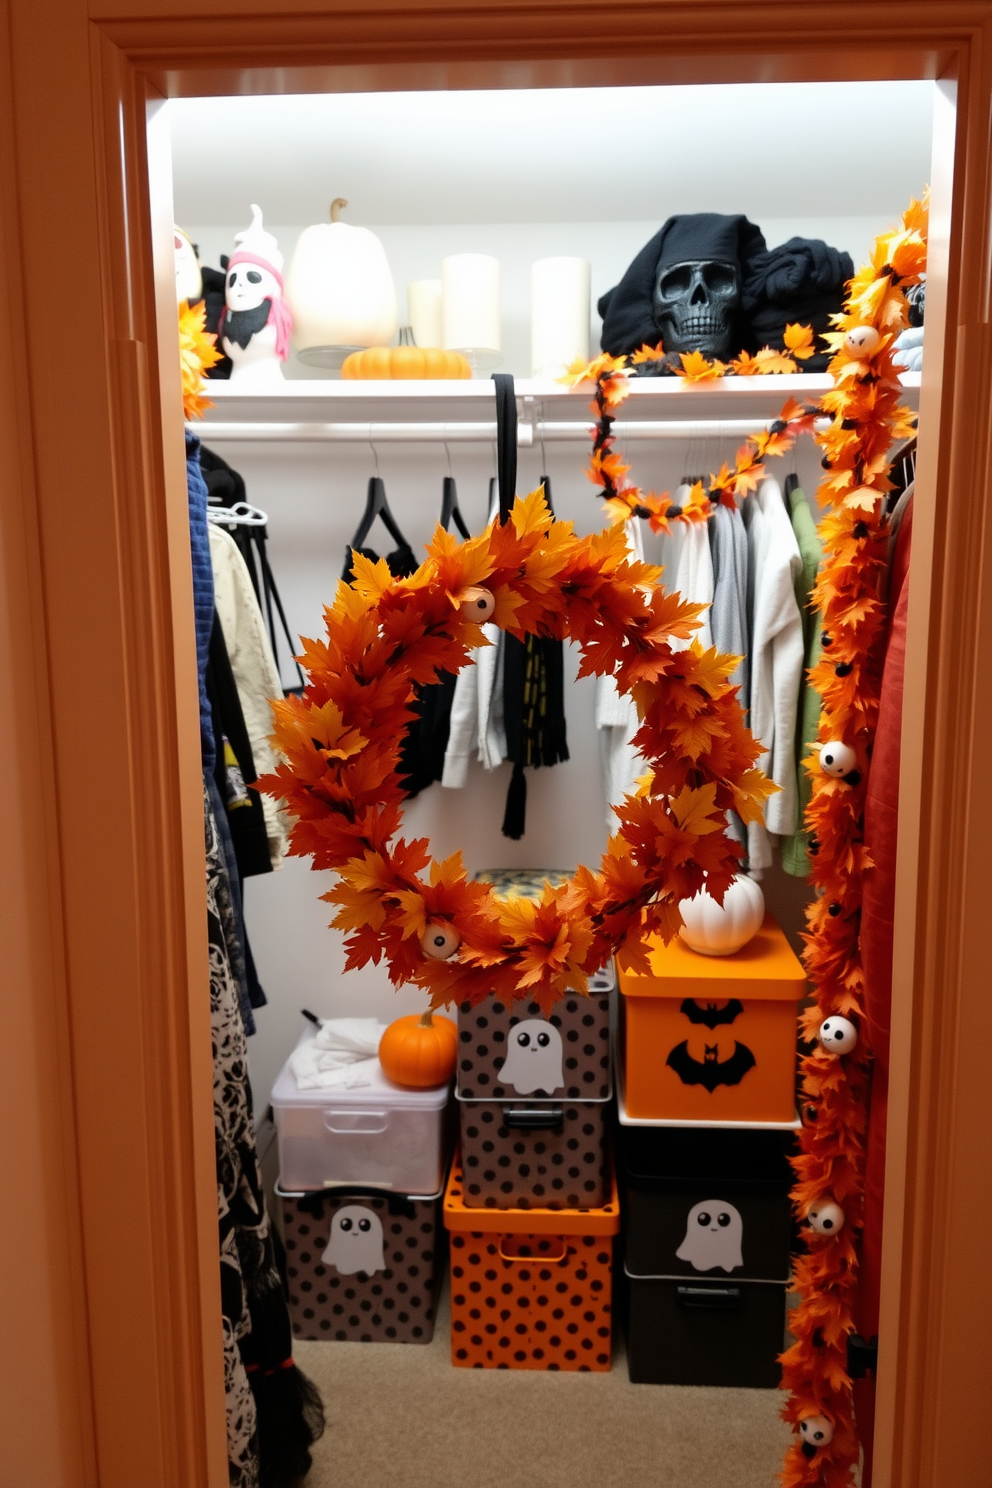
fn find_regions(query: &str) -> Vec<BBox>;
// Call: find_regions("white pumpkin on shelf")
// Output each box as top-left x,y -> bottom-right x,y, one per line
678,875 -> 765,957
286,197 -> 399,368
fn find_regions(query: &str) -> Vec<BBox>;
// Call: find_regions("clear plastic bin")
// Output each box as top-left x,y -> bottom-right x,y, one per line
271,1038 -> 451,1193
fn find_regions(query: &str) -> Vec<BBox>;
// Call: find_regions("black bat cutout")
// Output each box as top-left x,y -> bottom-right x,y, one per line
666,1040 -> 757,1092
680,997 -> 745,1029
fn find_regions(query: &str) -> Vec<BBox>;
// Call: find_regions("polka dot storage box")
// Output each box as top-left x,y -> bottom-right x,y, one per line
443,1160 -> 620,1371
459,870 -> 614,1210
279,1184 -> 444,1344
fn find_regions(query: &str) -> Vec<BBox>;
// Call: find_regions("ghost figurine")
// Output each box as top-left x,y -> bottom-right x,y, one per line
675,1199 -> 744,1273
498,1018 -> 564,1095
219,204 -> 292,387
320,1204 -> 385,1276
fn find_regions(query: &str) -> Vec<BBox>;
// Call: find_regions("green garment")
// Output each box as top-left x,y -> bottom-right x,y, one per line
781,485 -> 824,877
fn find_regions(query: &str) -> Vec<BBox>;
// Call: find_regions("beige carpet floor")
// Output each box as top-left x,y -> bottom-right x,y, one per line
295,1279 -> 794,1488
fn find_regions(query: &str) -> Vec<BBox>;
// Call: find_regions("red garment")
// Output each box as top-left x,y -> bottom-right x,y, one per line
853,497 -> 913,1484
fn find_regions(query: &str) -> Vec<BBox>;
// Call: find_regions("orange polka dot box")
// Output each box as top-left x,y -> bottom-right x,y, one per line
443,1161 -> 621,1370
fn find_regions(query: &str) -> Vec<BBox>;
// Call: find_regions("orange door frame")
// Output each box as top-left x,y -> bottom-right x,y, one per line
2,4 -> 991,1486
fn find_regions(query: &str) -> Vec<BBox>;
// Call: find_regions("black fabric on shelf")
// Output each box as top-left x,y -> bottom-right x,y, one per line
742,236 -> 854,372
599,213 -> 768,360
200,262 -> 233,379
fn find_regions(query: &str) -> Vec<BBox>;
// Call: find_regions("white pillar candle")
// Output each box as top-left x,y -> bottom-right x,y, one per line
442,254 -> 501,367
407,279 -> 443,348
531,257 -> 591,378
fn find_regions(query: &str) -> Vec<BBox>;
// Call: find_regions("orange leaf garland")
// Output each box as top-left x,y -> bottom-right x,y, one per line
178,298 -> 220,420
564,349 -> 812,533
779,190 -> 927,1488
259,492 -> 773,1017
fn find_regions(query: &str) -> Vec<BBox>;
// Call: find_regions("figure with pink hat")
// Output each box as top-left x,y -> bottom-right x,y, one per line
219,204 -> 292,386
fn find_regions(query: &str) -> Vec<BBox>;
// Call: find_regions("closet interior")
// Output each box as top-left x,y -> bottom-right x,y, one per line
168,79 -> 934,1488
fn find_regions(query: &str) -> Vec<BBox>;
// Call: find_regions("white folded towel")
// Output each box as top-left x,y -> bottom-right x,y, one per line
290,1018 -> 385,1090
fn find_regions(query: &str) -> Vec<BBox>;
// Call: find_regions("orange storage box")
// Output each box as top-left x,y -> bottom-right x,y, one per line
443,1162 -> 620,1371
617,913 -> 805,1124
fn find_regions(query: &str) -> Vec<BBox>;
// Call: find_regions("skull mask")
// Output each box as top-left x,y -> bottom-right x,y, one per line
653,259 -> 740,360
226,262 -> 280,314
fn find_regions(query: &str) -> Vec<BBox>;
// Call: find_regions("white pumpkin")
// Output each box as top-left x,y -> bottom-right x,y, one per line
678,875 -> 765,957
286,198 -> 398,366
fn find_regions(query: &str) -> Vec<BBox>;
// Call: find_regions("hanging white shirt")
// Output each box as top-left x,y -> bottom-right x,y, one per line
660,485 -> 714,653
743,477 -> 805,870
596,516 -> 645,827
441,486 -> 506,787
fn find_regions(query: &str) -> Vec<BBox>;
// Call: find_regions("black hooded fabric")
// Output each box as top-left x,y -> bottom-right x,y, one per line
202,259 -> 233,379
599,213 -> 768,359
743,237 -> 854,372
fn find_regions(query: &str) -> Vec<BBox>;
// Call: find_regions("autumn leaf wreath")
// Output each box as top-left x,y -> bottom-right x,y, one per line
258,489 -> 775,1014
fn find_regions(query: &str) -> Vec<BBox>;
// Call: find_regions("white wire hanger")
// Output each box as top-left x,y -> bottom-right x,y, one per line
207,500 -> 269,527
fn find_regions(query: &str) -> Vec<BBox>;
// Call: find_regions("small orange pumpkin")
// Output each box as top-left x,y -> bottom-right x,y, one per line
378,1011 -> 458,1088
341,326 -> 471,380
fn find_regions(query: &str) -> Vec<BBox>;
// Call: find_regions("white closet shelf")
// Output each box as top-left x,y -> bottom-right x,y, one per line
197,372 -> 921,442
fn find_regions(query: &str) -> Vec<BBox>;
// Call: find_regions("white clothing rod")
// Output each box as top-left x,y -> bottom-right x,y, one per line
197,418 -> 766,445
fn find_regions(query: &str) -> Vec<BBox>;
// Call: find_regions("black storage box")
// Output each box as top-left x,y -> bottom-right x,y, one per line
618,1122 -> 796,1281
623,1271 -> 788,1387
618,1122 -> 795,1387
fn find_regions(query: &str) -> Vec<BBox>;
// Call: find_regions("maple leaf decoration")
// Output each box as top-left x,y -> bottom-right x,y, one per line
259,488 -> 772,1016
178,299 -> 220,420
562,348 -> 808,534
776,190 -> 929,1488
675,349 -> 728,382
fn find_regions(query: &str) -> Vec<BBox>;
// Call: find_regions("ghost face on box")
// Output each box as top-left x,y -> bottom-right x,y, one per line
498,1018 -> 565,1096
676,1199 -> 745,1273
321,1204 -> 385,1276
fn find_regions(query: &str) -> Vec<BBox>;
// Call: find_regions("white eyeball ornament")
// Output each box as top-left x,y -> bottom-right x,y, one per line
799,1415 -> 835,1457
421,922 -> 460,960
844,325 -> 882,358
458,587 -> 496,623
807,1200 -> 846,1235
818,1016 -> 859,1056
818,741 -> 858,780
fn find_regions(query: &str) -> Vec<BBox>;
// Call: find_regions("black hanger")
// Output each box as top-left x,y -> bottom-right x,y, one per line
784,472 -> 800,505
539,473 -> 555,518
440,475 -> 471,539
349,475 -> 409,553
492,373 -> 517,523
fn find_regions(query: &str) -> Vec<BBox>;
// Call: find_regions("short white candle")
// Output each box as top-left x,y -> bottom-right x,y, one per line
531,257 -> 591,378
407,279 -> 443,348
442,254 -> 501,367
